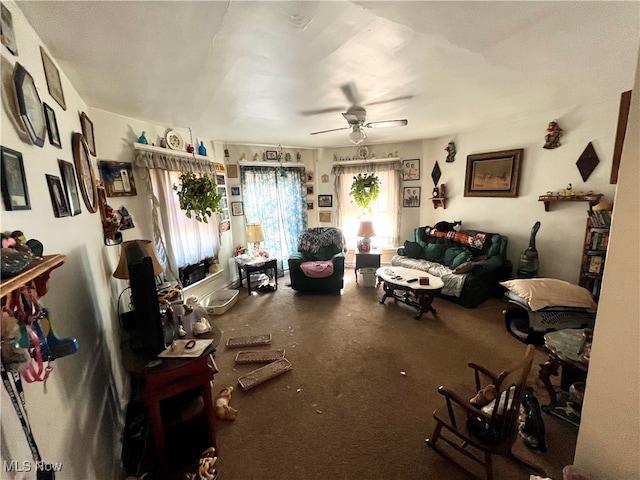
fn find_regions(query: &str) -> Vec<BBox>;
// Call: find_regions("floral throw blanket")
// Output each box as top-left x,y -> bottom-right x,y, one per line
298,228 -> 346,253
390,255 -> 467,297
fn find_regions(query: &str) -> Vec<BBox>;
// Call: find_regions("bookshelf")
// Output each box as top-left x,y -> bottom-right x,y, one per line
578,209 -> 611,301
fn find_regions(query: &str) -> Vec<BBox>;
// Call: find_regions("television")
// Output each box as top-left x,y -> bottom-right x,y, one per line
125,240 -> 174,354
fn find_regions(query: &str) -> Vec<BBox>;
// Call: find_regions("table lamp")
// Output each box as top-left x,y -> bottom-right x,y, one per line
113,240 -> 164,279
246,222 -> 265,257
357,220 -> 376,252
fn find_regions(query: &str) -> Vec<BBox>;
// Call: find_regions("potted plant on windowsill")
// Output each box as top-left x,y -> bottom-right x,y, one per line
173,172 -> 222,223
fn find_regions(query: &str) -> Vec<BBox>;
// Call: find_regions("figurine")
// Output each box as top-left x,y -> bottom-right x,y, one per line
198,141 -> 207,156
432,186 -> 440,198
563,183 -> 574,196
186,143 -> 194,153
137,131 -> 148,144
543,120 -> 563,149
445,140 -> 456,162
159,137 -> 167,148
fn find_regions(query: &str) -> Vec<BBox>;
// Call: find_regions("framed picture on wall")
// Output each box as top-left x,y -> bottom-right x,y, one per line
58,159 -> 82,215
230,186 -> 240,196
319,211 -> 332,223
318,194 -> 332,207
307,201 -> 314,210
403,187 -> 421,207
464,149 -> 523,197
40,46 -> 66,110
43,103 -> 62,148
1,146 -> 30,210
402,159 -> 420,181
98,161 -> 136,197
72,132 -> 98,213
227,164 -> 239,179
231,202 -> 244,216
79,112 -> 96,156
45,174 -> 71,217
306,184 -> 314,195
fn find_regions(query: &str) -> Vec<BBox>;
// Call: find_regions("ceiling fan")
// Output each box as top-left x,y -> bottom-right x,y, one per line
306,82 -> 410,144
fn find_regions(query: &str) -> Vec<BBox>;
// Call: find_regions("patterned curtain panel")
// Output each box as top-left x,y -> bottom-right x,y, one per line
241,166 -> 307,271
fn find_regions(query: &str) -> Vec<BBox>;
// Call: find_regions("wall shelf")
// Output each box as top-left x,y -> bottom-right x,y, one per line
538,194 -> 602,212
133,142 -> 211,161
431,197 -> 447,209
1,254 -> 66,300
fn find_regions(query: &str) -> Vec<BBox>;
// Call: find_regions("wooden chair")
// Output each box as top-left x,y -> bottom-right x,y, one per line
425,345 -> 546,479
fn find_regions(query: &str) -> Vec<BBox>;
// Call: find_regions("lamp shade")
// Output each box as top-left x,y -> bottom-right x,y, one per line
357,220 -> 376,238
113,240 -> 164,279
245,222 -> 265,243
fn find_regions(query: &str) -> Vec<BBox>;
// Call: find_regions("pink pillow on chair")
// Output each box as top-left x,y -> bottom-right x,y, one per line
300,261 -> 334,278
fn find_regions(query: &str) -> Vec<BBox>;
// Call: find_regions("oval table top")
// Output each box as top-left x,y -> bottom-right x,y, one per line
376,266 -> 444,290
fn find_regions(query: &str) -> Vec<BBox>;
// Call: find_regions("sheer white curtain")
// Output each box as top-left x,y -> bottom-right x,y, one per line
332,160 -> 402,250
133,149 -> 220,282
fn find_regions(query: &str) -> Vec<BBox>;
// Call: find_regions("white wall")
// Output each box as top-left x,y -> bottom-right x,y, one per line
573,49 -> 640,480
1,3 -> 123,477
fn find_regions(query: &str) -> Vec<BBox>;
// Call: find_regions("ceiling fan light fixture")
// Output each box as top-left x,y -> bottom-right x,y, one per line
349,126 -> 367,145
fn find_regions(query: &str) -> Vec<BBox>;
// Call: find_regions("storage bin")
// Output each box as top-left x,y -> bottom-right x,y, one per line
198,289 -> 239,315
359,268 -> 377,287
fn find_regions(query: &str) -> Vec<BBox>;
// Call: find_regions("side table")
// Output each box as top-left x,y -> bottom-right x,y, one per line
121,306 -> 220,479
355,250 -> 381,283
237,258 -> 278,295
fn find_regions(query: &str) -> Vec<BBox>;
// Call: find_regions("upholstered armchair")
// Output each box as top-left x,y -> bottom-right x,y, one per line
288,227 -> 346,294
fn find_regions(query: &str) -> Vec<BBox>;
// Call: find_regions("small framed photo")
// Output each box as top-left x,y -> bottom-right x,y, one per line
79,112 -> 96,156
403,187 -> 421,207
306,172 -> 314,182
318,194 -> 333,207
319,211 -> 332,223
218,186 -> 227,197
58,159 -> 82,215
230,186 -> 241,196
45,174 -> 70,217
98,161 -> 137,197
402,159 -> 420,181
231,202 -> 244,216
216,174 -> 225,186
221,209 -> 230,221
307,201 -> 314,210
1,4 -> 18,56
220,220 -> 230,232
40,46 -> 65,110
265,150 -> 278,161
43,103 -> 61,148
227,164 -> 238,178
1,146 -> 30,210
220,197 -> 228,210
306,184 -> 314,195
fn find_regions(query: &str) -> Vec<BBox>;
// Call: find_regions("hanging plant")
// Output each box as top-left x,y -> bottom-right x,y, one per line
173,172 -> 222,223
349,173 -> 380,214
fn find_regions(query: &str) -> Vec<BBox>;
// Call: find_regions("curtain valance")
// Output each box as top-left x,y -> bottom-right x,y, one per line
134,150 -> 217,174
331,160 -> 402,176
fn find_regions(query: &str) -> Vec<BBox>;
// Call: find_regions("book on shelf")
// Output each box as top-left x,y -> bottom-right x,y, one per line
588,255 -> 603,274
588,209 -> 611,228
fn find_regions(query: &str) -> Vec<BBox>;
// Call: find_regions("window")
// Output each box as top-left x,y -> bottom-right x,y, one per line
332,161 -> 402,250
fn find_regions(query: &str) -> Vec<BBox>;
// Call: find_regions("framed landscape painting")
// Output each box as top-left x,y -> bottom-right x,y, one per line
464,149 -> 523,197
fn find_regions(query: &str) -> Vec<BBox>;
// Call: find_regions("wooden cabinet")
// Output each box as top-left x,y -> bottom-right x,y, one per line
578,210 -> 611,301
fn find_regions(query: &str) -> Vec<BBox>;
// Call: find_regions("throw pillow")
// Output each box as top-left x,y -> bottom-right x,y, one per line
423,243 -> 445,262
403,240 -> 423,259
451,250 -> 474,269
453,261 -> 476,274
442,247 -> 464,267
500,278 -> 597,311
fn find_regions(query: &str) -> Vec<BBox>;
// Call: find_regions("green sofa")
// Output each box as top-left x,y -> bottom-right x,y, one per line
392,226 -> 509,307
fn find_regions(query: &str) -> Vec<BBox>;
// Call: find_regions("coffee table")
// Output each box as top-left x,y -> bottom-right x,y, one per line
376,267 -> 444,319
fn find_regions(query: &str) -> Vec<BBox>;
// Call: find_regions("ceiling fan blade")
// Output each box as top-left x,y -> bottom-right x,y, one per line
365,119 -> 408,129
309,126 -> 350,135
300,106 -> 346,117
341,82 -> 361,106
365,95 -> 414,107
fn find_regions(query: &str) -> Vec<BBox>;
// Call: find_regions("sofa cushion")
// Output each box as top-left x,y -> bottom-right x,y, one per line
443,247 -> 465,267
500,278 -> 597,311
453,260 -> 476,274
451,250 -> 474,269
404,240 -> 423,259
423,243 -> 445,262
300,260 -> 334,278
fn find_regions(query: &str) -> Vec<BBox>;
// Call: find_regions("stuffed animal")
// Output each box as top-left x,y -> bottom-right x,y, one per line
214,386 -> 238,420
433,220 -> 462,232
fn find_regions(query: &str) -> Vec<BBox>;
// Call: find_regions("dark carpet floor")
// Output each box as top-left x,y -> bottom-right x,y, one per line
180,270 -> 578,480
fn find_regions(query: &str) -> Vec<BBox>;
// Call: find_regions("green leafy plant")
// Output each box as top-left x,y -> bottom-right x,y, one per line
173,172 -> 222,223
349,173 -> 380,215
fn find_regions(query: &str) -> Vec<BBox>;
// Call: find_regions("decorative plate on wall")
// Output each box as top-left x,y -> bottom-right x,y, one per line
357,146 -> 369,159
165,130 -> 184,150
